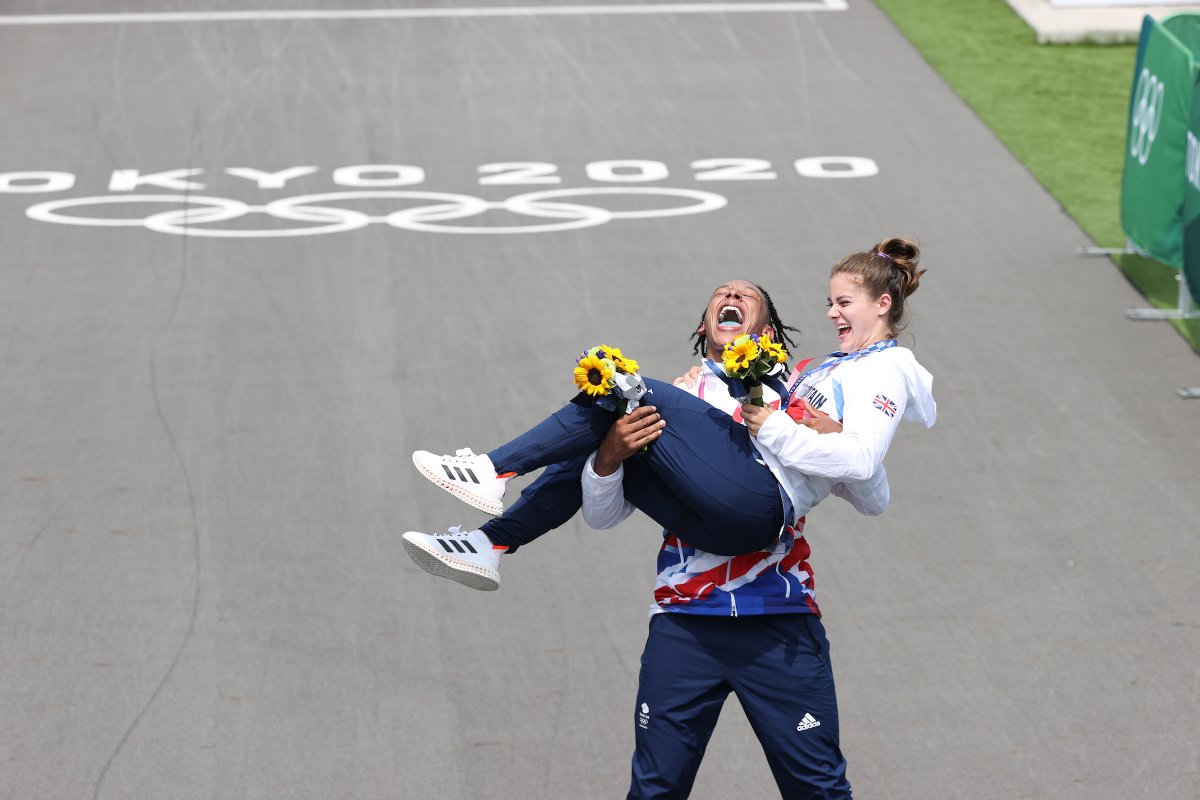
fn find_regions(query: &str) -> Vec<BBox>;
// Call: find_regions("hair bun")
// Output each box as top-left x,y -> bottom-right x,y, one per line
872,236 -> 924,297
875,237 -> 919,264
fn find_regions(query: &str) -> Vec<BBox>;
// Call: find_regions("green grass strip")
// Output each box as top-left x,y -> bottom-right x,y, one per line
874,0 -> 1200,351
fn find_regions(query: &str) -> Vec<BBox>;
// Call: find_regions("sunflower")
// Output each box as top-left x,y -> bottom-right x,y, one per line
574,353 -> 616,397
722,335 -> 760,375
759,334 -> 787,364
590,345 -> 635,375
615,355 -> 639,374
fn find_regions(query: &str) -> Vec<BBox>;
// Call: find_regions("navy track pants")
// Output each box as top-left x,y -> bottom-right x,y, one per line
481,378 -> 783,557
629,613 -> 851,800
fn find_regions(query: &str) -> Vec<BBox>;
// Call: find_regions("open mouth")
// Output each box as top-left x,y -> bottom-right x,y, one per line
717,305 -> 744,330
836,324 -> 851,337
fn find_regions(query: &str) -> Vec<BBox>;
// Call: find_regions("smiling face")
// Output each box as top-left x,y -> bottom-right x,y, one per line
826,272 -> 893,353
702,280 -> 772,360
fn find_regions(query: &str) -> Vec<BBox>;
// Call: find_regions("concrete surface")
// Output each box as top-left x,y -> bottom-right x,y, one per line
0,2 -> 1197,799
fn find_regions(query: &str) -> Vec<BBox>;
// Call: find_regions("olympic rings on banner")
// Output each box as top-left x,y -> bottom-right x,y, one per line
24,187 -> 728,237
1129,68 -> 1165,167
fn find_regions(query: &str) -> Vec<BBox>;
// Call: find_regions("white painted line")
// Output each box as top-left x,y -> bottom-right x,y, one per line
0,2 -> 847,26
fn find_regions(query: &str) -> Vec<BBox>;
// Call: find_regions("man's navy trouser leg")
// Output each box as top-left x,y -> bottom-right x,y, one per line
481,457 -> 587,553
483,378 -> 782,556
629,613 -> 852,800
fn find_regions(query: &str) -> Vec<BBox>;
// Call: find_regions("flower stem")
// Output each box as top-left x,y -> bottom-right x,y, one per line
748,384 -> 765,407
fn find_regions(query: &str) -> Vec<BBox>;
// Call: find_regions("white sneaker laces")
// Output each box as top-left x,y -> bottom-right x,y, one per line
446,448 -> 478,464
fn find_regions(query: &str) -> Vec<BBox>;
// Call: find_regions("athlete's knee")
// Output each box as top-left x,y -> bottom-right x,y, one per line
626,748 -> 702,800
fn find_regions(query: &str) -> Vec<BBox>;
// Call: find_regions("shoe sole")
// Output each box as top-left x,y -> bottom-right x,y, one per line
402,534 -> 500,592
412,454 -> 505,516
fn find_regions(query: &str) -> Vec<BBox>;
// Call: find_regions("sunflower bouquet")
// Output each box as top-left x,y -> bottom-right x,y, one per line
573,345 -> 647,414
721,333 -> 788,407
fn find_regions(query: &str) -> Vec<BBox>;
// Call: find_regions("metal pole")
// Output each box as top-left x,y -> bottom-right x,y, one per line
1125,273 -> 1200,320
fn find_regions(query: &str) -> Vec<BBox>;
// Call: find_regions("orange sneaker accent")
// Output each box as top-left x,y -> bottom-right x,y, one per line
496,471 -> 517,479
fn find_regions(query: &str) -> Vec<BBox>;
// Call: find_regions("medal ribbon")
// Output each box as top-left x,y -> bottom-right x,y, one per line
786,339 -> 896,394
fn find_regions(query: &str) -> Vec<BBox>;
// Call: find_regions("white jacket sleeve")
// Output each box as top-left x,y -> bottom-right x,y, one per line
831,465 -> 889,516
755,361 -> 907,481
580,452 -> 635,530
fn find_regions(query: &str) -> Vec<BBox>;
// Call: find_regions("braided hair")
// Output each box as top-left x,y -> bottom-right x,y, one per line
690,282 -> 800,359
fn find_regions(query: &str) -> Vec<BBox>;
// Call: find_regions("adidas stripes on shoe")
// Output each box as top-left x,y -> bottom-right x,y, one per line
402,526 -> 502,591
412,448 -> 513,516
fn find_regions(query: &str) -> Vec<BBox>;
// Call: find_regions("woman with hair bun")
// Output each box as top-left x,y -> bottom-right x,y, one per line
741,236 -> 936,480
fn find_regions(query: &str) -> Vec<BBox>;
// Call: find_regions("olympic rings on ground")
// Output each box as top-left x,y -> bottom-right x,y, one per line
505,187 -> 726,220
23,187 -> 729,237
26,194 -> 249,227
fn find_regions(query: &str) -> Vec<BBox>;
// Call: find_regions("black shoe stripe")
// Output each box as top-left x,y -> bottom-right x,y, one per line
464,468 -> 479,483
437,540 -> 454,553
453,467 -> 467,482
442,465 -> 456,480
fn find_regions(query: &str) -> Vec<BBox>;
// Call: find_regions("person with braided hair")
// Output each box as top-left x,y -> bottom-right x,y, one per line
688,279 -> 800,362
401,278 -> 886,591
579,237 -> 935,800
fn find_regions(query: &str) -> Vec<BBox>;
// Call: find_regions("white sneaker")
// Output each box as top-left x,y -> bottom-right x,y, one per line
412,448 -> 513,516
402,526 -> 501,591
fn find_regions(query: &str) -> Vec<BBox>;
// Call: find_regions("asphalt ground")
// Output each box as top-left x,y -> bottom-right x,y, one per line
0,2 -> 1197,799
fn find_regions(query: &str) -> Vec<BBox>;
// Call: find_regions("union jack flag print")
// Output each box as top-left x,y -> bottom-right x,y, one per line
873,394 -> 897,418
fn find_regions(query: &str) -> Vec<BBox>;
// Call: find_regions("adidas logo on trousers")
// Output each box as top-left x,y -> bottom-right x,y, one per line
796,713 -> 821,732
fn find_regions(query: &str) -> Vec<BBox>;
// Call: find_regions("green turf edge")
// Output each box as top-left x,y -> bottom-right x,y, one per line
873,0 -> 1200,353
